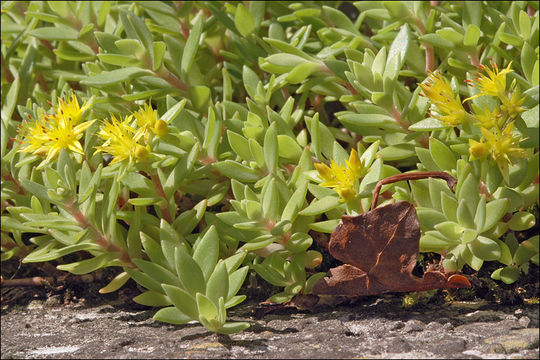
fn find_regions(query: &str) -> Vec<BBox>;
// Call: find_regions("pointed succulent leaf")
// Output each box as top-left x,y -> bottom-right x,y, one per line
133,291 -> 173,307
193,226 -> 219,280
174,246 -> 206,295
468,236 -> 501,261
482,199 -> 509,232
206,261 -> 229,305
162,284 -> 199,319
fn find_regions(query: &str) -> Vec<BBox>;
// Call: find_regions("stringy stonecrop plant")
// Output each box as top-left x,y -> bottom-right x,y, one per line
1,1 -> 538,333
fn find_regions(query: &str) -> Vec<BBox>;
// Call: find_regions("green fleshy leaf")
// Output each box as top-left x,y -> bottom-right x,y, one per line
213,160 -> 262,182
216,322 -> 250,334
277,135 -> 303,161
193,226 -> 219,280
227,266 -> 249,300
235,3 -> 255,37
482,199 -> 509,232
285,232 -> 312,253
161,284 -> 199,319
429,138 -> 456,172
457,173 -> 479,216
175,246 -> 206,296
82,67 -> 152,86
507,211 -> 536,231
468,236 -> 501,261
153,306 -> 192,325
181,11 -> 204,75
463,24 -> 481,47
499,267 -> 520,284
416,207 -> 447,230
197,293 -> 218,321
309,219 -> 340,233
206,261 -> 229,305
56,253 -> 116,275
24,242 -> 100,263
298,195 -> 341,216
409,118 -> 446,131
133,290 -> 173,307
419,231 -> 457,252
133,258 -> 183,288
264,123 -> 278,174
30,26 -> 79,40
128,197 -> 165,206
457,199 -> 475,230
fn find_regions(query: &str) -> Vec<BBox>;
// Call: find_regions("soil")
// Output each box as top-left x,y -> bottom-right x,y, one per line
1,253 -> 539,359
1,266 -> 539,359
1,293 -> 539,359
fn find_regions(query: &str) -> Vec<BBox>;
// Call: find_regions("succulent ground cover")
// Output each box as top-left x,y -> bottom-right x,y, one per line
1,1 -> 538,335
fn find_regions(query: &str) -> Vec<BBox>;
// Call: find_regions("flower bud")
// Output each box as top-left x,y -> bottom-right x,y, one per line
469,139 -> 489,160
135,145 -> 149,161
153,119 -> 168,137
305,250 -> 323,269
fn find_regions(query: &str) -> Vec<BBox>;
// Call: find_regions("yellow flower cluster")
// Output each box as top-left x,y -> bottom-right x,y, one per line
94,114 -> 150,165
419,60 -> 528,183
18,93 -> 94,168
314,149 -> 365,202
95,102 -> 167,165
418,71 -> 467,126
465,61 -> 528,181
18,98 -> 168,167
469,123 -> 527,182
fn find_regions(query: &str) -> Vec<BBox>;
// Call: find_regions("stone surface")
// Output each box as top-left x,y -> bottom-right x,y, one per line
1,298 -> 539,359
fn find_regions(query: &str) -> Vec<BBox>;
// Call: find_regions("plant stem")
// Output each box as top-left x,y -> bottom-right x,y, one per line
468,53 -> 481,67
150,172 -> 174,223
156,68 -> 189,92
1,171 -> 25,195
424,44 -> 435,74
0,271 -> 104,288
67,200 -> 136,268
371,171 -> 457,210
1,53 -> 14,83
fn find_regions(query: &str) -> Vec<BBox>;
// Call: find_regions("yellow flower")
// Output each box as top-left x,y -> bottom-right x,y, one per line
480,122 -> 528,181
17,115 -> 50,156
54,92 -> 91,126
472,104 -> 500,130
132,102 -> 168,139
419,72 -> 467,126
464,60 -> 513,102
468,139 -> 489,160
314,149 -> 365,202
18,94 -> 94,167
94,114 -> 150,165
500,90 -> 526,118
41,114 -> 94,164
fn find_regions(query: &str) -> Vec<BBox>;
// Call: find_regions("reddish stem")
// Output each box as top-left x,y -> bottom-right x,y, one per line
150,173 -> 173,223
156,68 -> 189,92
424,44 -> 435,74
68,201 -> 136,268
1,272 -> 104,288
2,172 -> 25,195
468,53 -> 481,67
390,105 -> 411,133
371,171 -> 457,211
1,53 -> 14,83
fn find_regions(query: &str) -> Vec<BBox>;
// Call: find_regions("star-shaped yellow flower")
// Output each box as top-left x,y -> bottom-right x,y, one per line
314,149 -> 365,202
464,61 -> 513,102
94,114 -> 150,165
477,122 -> 528,182
132,102 -> 168,139
472,104 -> 500,130
18,94 -> 94,168
419,72 -> 467,127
